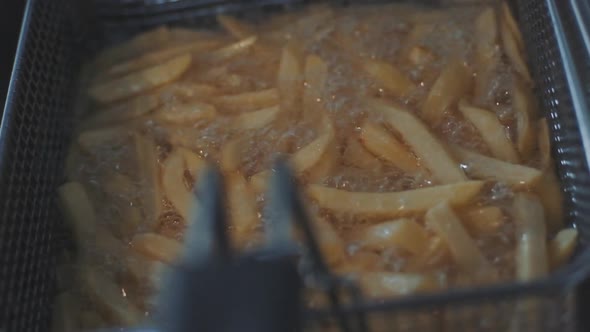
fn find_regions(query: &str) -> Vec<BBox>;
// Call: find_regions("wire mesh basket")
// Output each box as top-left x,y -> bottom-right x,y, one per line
2,0 -> 590,331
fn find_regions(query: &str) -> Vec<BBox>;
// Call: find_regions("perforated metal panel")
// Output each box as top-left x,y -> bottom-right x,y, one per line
1,0 -> 590,331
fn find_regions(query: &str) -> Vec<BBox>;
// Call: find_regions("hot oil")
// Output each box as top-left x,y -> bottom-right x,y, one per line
68,2 -> 560,328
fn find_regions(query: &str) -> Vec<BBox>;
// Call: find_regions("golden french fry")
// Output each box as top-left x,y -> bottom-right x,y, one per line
359,272 -> 439,299
89,54 -> 192,104
362,59 -> 415,97
250,170 -> 271,194
462,206 -> 505,235
83,93 -> 161,128
291,131 -> 335,174
501,2 -> 525,51
307,181 -> 484,219
278,44 -> 303,113
425,201 -> 495,277
335,251 -> 383,275
162,149 -> 192,221
421,60 -> 472,125
513,78 -> 537,160
549,228 -> 578,269
205,36 -> 257,62
155,101 -> 217,124
537,118 -> 552,169
500,9 -> 531,82
94,26 -> 170,69
533,171 -> 564,233
131,232 -> 183,264
306,141 -> 337,183
303,54 -> 328,122
475,7 -> 498,63
217,15 -> 256,39
358,218 -> 429,254
106,40 -> 219,77
162,83 -> 220,100
52,292 -> 79,332
133,133 -> 163,227
58,182 -> 96,243
227,173 -> 259,233
449,145 -> 541,187
231,105 -> 280,131
512,193 -> 548,281
342,136 -> 383,170
77,126 -> 130,153
80,266 -> 143,325
214,88 -> 279,112
369,99 -> 466,184
408,46 -> 435,66
458,101 -> 519,163
405,236 -> 450,272
220,139 -> 242,172
125,251 -> 166,287
314,217 -> 347,266
359,122 -> 419,173
179,146 -> 207,179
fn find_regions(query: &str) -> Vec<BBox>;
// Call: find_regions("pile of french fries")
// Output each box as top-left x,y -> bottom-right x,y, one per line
53,2 -> 578,331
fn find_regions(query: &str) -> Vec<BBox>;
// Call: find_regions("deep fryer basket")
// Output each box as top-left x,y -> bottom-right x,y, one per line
2,0 -> 590,331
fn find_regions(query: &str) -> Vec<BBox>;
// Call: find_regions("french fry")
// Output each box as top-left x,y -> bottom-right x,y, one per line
77,126 -> 130,153
425,201 -> 495,277
103,172 -> 136,198
58,182 -> 96,243
335,251 -> 382,275
421,60 -> 472,126
250,170 -> 271,193
513,77 -> 537,160
231,105 -> 280,131
358,218 -> 429,254
291,131 -> 334,173
89,54 -> 192,104
83,94 -> 160,128
359,272 -> 439,298
205,36 -> 257,62
500,9 -> 531,82
314,217 -> 347,266
405,236 -> 450,272
537,118 -> 551,169
474,6 -> 501,103
93,26 -> 170,69
549,228 -> 578,269
362,59 -> 415,97
462,206 -> 505,235
512,193 -> 548,281
214,88 -> 279,112
162,149 -> 193,221
155,101 -> 217,124
342,136 -> 383,170
533,171 -> 564,233
133,133 -> 162,227
449,145 -> 541,187
106,40 -> 219,77
131,232 -> 183,264
278,44 -> 303,113
125,251 -> 166,287
217,15 -> 256,39
307,181 -> 484,219
179,146 -> 207,179
407,46 -> 435,66
80,266 -> 143,325
501,2 -> 525,51
359,122 -> 419,173
303,54 -> 328,122
458,100 -> 519,163
369,99 -> 467,184
474,7 -> 498,64
227,173 -> 259,233
220,139 -> 242,172
306,141 -> 337,182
